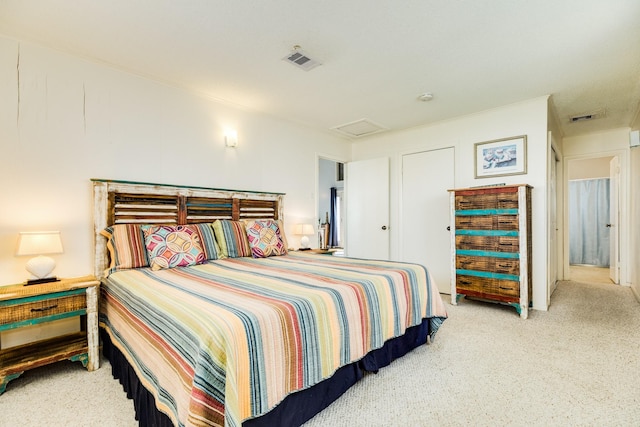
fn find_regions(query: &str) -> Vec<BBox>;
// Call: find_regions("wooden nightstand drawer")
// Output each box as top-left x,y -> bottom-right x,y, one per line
0,291 -> 86,326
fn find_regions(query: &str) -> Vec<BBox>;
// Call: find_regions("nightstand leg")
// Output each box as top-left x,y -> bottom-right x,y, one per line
85,286 -> 99,371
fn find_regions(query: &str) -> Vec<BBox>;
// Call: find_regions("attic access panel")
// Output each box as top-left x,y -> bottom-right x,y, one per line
331,119 -> 388,138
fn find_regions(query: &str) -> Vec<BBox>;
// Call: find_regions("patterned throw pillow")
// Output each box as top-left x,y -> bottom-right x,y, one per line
192,223 -> 220,260
245,220 -> 288,258
141,225 -> 207,270
100,224 -> 149,274
242,219 -> 289,250
212,220 -> 252,258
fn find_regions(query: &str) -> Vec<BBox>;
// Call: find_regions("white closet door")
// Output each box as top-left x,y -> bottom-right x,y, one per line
345,157 -> 389,259
401,147 -> 455,294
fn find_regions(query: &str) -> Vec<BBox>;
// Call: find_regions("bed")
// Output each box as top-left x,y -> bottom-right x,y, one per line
93,179 -> 447,427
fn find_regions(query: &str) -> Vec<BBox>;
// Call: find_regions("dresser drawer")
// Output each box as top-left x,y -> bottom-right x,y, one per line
456,255 -> 491,271
495,194 -> 519,209
456,214 -> 519,230
456,215 -> 492,229
456,255 -> 520,275
495,215 -> 519,229
455,192 -> 519,210
455,194 -> 497,210
0,292 -> 86,326
493,258 -> 520,275
455,235 -> 519,252
456,275 -> 520,298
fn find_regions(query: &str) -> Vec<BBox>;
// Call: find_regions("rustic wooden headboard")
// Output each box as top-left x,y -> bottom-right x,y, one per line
92,179 -> 285,279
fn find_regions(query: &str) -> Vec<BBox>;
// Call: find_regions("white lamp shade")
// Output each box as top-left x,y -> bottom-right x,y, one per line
294,224 -> 314,249
294,224 -> 315,235
16,231 -> 64,280
16,231 -> 64,256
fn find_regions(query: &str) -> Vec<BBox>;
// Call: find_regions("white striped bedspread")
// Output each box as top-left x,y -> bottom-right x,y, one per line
99,252 -> 448,427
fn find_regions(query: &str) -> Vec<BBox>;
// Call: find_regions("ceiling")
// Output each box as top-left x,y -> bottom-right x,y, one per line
1,0 -> 639,139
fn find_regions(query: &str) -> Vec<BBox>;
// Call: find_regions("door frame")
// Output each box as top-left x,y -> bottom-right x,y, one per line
562,148 -> 629,286
547,133 -> 562,304
316,153 -> 348,249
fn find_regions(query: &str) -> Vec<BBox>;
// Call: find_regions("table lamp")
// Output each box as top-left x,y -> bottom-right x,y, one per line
294,223 -> 314,250
16,231 -> 64,284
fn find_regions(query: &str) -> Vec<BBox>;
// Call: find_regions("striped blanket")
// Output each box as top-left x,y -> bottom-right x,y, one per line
99,252 -> 447,427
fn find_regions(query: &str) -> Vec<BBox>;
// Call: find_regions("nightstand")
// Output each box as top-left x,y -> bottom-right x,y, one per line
308,248 -> 336,255
0,275 -> 100,394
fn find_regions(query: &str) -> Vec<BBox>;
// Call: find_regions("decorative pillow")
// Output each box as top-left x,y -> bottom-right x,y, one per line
192,223 -> 220,260
141,225 -> 207,270
212,220 -> 251,258
100,224 -> 149,274
242,218 -> 289,250
244,220 -> 288,258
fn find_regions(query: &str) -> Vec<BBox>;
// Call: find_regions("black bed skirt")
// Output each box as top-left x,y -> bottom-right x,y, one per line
101,318 -> 432,427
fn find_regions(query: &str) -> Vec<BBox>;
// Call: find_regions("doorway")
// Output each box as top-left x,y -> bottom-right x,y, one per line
567,155 -> 617,284
318,157 -> 345,249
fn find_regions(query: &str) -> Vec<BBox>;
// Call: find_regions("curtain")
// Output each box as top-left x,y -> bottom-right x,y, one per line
329,187 -> 338,247
569,178 -> 610,266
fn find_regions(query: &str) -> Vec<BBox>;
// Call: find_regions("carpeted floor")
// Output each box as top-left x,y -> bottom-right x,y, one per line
2,280 -> 639,427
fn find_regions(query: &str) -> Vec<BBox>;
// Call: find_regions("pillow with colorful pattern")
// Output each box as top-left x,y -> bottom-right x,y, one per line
244,219 -> 288,258
141,225 -> 207,270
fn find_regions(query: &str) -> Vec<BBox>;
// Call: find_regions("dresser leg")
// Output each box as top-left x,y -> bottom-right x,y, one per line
0,372 -> 24,395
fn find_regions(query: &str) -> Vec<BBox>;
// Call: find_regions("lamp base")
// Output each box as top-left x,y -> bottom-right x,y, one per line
25,255 -> 56,280
24,277 -> 60,286
25,277 -> 60,286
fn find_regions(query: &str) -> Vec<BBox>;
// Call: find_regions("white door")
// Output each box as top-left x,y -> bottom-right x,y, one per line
345,157 -> 389,259
401,148 -> 454,294
609,156 -> 620,284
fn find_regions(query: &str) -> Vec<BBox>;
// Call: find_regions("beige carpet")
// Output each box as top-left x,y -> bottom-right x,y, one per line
2,280 -> 639,426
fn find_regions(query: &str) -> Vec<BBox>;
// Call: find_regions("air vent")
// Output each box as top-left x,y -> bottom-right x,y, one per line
283,46 -> 321,71
331,119 -> 388,138
569,109 -> 606,123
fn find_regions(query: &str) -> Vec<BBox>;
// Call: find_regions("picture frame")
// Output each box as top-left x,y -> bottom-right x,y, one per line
474,135 -> 527,178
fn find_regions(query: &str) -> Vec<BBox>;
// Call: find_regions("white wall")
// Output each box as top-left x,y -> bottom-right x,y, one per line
351,96 -> 550,310
562,128 -> 632,286
0,36 -> 350,284
568,157 -> 613,180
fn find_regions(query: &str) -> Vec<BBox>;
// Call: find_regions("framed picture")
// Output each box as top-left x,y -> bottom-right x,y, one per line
474,135 -> 527,178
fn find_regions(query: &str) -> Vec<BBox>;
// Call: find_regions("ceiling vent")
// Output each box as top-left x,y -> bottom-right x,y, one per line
569,109 -> 606,123
283,46 -> 321,71
331,119 -> 388,138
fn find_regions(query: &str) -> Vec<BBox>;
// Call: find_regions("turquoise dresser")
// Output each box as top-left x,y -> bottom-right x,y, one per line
449,184 -> 532,318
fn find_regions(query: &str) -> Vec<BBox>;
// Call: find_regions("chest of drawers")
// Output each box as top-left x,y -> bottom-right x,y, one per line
449,185 -> 532,318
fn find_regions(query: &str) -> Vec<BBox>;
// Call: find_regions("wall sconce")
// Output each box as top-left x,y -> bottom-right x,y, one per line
225,131 -> 238,148
16,231 -> 64,284
294,223 -> 314,250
